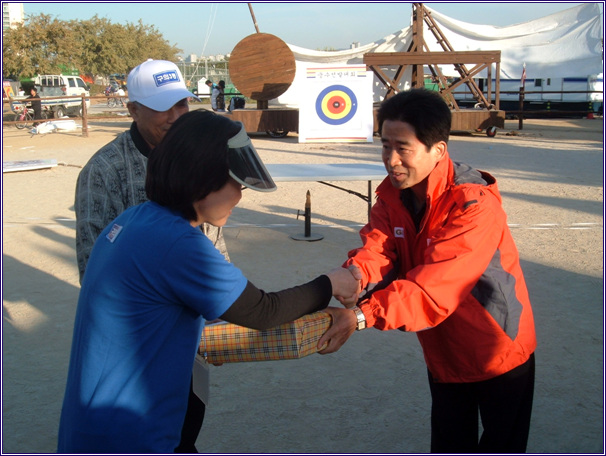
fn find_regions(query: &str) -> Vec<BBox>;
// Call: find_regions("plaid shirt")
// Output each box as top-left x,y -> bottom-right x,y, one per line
75,124 -> 229,283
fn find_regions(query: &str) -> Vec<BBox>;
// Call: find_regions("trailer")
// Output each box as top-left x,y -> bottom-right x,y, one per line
217,106 -> 298,138
451,74 -> 603,115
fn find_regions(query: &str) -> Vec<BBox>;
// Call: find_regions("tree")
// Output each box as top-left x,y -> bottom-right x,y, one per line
2,14 -> 182,81
69,16 -> 181,76
2,14 -> 79,79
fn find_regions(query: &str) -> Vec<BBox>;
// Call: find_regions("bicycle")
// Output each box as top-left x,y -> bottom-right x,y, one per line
107,96 -> 120,108
13,103 -> 48,129
105,86 -> 126,108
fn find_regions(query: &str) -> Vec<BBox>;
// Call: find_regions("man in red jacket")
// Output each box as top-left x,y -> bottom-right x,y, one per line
320,88 -> 536,453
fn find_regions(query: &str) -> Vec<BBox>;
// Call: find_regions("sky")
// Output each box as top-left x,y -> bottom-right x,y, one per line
22,2 -> 603,57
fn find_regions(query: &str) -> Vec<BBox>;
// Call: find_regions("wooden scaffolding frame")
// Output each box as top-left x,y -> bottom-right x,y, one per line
363,3 -> 504,124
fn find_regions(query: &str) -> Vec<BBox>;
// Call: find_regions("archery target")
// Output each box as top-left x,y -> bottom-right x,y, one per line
315,85 -> 358,125
299,65 -> 374,143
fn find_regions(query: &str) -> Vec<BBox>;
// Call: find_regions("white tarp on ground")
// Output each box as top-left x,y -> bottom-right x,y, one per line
30,119 -> 79,135
3,159 -> 57,173
274,3 -> 603,107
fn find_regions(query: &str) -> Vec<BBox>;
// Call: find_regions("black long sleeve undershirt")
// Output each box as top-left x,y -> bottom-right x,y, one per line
218,275 -> 332,330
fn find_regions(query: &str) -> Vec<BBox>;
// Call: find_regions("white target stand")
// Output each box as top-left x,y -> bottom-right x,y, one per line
290,190 -> 324,242
298,64 -> 374,144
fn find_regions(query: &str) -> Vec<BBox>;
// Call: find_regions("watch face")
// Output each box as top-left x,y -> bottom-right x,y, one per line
354,307 -> 366,330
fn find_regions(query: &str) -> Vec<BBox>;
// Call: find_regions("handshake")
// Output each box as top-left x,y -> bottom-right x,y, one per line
320,265 -> 365,355
325,264 -> 363,308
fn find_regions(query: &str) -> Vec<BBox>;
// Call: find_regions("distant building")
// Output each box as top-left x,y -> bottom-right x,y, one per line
350,42 -> 361,49
3,2 -> 24,33
181,53 -> 231,63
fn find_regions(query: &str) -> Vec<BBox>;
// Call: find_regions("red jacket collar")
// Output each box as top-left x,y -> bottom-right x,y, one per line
376,151 -> 454,207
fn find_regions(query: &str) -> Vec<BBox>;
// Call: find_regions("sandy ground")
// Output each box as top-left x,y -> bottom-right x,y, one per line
1,113 -> 604,454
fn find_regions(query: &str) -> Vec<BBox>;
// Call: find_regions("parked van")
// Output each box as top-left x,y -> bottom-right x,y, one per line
34,74 -> 91,118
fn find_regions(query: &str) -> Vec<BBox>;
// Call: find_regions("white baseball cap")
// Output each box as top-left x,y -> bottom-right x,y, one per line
127,59 -> 199,111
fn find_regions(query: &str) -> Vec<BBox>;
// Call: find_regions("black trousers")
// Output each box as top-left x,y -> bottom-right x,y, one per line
174,379 -> 206,453
428,353 -> 535,453
33,109 -> 43,126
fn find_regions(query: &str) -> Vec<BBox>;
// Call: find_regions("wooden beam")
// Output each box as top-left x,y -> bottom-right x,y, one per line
363,51 -> 501,66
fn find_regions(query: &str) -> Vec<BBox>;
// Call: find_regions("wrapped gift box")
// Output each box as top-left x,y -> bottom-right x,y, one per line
199,311 -> 331,363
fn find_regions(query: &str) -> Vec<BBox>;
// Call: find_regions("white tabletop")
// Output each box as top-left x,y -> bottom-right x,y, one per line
265,163 -> 386,182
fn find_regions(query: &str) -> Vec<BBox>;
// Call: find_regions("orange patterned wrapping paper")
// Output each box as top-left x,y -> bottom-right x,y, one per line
199,311 -> 331,363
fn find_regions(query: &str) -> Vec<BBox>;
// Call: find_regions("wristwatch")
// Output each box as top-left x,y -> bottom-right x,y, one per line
352,306 -> 366,331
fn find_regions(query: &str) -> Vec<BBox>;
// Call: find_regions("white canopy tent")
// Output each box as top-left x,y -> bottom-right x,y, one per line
274,3 -> 603,107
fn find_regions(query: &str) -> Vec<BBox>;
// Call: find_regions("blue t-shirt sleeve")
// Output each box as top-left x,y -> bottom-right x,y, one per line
157,229 -> 247,320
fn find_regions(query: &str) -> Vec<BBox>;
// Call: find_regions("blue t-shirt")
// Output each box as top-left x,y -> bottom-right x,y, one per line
58,202 -> 247,453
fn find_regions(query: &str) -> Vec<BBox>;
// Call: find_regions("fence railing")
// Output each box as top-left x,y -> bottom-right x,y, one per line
4,89 -> 603,135
4,94 -> 97,136
3,94 -> 210,137
510,88 -> 602,129
449,88 -> 602,129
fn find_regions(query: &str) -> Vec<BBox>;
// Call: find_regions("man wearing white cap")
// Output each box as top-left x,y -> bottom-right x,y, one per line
75,59 -> 223,453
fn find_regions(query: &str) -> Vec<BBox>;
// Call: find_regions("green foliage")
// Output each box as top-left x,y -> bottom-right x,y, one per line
2,13 -> 182,80
88,84 -> 107,96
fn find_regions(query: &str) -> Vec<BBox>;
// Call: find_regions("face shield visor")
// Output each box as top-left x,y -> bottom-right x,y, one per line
227,122 -> 277,192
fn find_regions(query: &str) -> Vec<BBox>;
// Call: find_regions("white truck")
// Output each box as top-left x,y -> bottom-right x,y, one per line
11,74 -> 91,118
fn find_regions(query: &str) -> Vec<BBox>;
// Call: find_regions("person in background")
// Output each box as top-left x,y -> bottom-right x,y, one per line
211,80 -> 225,112
27,87 -> 43,126
320,88 -> 536,453
116,84 -> 126,107
204,79 -> 215,93
74,59 -> 226,453
58,110 -> 361,453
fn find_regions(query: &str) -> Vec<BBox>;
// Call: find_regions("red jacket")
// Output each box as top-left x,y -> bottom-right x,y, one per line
346,153 -> 536,383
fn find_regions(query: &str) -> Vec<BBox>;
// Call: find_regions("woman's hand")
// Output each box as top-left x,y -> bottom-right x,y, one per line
326,265 -> 362,308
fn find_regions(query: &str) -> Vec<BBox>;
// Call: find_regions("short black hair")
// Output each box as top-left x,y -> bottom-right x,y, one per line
145,110 -> 241,221
377,88 -> 451,148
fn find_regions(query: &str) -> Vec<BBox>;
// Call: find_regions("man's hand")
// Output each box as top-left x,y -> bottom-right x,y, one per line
325,265 -> 362,303
317,306 -> 357,354
334,264 -> 362,308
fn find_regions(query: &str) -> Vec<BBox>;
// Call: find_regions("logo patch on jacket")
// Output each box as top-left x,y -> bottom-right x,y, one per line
394,227 -> 405,238
106,223 -> 123,243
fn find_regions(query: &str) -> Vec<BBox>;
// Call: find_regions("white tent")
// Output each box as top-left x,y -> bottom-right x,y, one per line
426,3 -> 603,79
275,3 -> 603,107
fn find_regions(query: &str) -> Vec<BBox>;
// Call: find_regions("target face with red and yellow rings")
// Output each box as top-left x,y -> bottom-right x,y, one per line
315,84 -> 358,125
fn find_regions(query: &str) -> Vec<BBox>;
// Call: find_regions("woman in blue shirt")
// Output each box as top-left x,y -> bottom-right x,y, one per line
57,110 -> 360,453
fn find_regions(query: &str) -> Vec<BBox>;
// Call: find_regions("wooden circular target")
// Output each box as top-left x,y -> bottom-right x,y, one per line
229,33 -> 296,101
